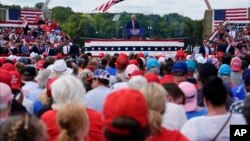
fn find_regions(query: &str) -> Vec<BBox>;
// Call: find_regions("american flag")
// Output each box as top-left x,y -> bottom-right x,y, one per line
94,0 -> 124,12
0,9 -> 44,28
213,8 -> 248,31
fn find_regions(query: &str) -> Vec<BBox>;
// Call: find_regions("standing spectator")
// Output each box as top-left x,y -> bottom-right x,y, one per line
230,69 -> 250,113
9,42 -> 19,55
103,88 -> 149,141
179,82 -> 207,120
172,61 -> 188,84
85,69 -> 111,112
21,42 -> 30,55
199,40 -> 211,57
57,104 -> 89,141
218,64 -> 233,86
41,75 -> 104,141
0,114 -> 48,141
161,83 -> 187,130
242,96 -> 250,124
181,76 -> 246,141
0,83 -> 13,124
21,66 -> 38,96
140,83 -> 188,141
230,57 -> 243,86
22,16 -> 29,35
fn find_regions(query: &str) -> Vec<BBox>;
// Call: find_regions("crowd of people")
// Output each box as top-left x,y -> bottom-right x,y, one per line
0,16 -> 81,57
0,16 -> 250,141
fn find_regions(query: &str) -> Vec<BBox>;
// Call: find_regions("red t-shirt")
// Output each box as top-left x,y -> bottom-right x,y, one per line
147,128 -> 189,141
41,109 -> 105,141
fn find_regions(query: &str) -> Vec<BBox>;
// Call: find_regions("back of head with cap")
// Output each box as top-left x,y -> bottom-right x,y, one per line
103,88 -> 149,141
178,82 -> 197,112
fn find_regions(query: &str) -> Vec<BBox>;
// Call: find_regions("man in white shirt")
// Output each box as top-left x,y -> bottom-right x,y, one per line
85,69 -> 111,112
62,40 -> 71,55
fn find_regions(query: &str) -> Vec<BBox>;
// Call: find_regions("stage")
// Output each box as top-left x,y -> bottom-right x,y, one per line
84,39 -> 185,56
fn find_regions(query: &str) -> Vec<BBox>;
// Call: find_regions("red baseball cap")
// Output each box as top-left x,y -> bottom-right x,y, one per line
216,51 -> 224,59
144,72 -> 160,83
0,69 -> 12,87
98,53 -> 105,58
103,88 -> 149,132
230,57 -> 242,72
160,75 -> 174,84
36,59 -> 46,70
119,53 -> 128,59
9,70 -> 22,90
137,52 -> 144,58
1,63 -> 16,71
130,70 -> 144,78
129,59 -> 139,66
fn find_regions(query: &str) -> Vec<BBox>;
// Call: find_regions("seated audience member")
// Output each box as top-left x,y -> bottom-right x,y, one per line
57,104 -> 89,141
181,77 -> 246,141
0,114 -> 48,141
103,88 -> 149,141
140,83 -> 188,141
179,82 -> 207,120
41,75 -> 104,141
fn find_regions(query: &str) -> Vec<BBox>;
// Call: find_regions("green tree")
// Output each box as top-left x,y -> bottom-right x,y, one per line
51,6 -> 74,24
34,2 -> 44,10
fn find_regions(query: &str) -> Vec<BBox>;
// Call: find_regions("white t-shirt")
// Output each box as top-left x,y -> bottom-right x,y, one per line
162,103 -> 187,130
181,113 -> 246,141
22,81 -> 39,96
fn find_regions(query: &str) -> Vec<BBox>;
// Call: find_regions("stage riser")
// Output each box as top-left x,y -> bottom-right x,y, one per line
85,40 -> 184,56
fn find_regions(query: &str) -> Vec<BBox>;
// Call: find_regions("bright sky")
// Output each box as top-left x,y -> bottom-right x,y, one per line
1,0 -> 249,20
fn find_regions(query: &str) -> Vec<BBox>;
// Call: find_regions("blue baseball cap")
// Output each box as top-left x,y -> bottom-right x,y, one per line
93,69 -> 110,81
185,59 -> 196,72
146,58 -> 159,71
173,61 -> 188,76
219,64 -> 231,76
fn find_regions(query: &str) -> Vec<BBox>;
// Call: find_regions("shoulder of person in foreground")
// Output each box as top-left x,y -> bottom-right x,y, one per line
85,108 -> 105,141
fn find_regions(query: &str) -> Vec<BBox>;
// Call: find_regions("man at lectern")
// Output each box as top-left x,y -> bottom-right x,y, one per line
126,15 -> 141,39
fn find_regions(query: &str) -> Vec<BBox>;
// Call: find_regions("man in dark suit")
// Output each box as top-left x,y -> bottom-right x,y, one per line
45,42 -> 56,56
69,43 -> 80,56
126,15 -> 140,29
199,40 -> 211,57
126,15 -> 141,39
225,39 -> 235,55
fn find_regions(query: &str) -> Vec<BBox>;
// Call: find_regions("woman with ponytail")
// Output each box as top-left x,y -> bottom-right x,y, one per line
57,104 -> 89,141
140,83 -> 189,141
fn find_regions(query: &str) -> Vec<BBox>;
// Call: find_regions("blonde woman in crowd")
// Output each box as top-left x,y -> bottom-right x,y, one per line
140,83 -> 188,141
57,104 -> 89,141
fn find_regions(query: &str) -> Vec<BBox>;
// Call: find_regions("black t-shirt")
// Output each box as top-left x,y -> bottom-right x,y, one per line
10,100 -> 27,115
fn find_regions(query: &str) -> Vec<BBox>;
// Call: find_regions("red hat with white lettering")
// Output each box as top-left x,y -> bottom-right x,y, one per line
9,70 -> 22,90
